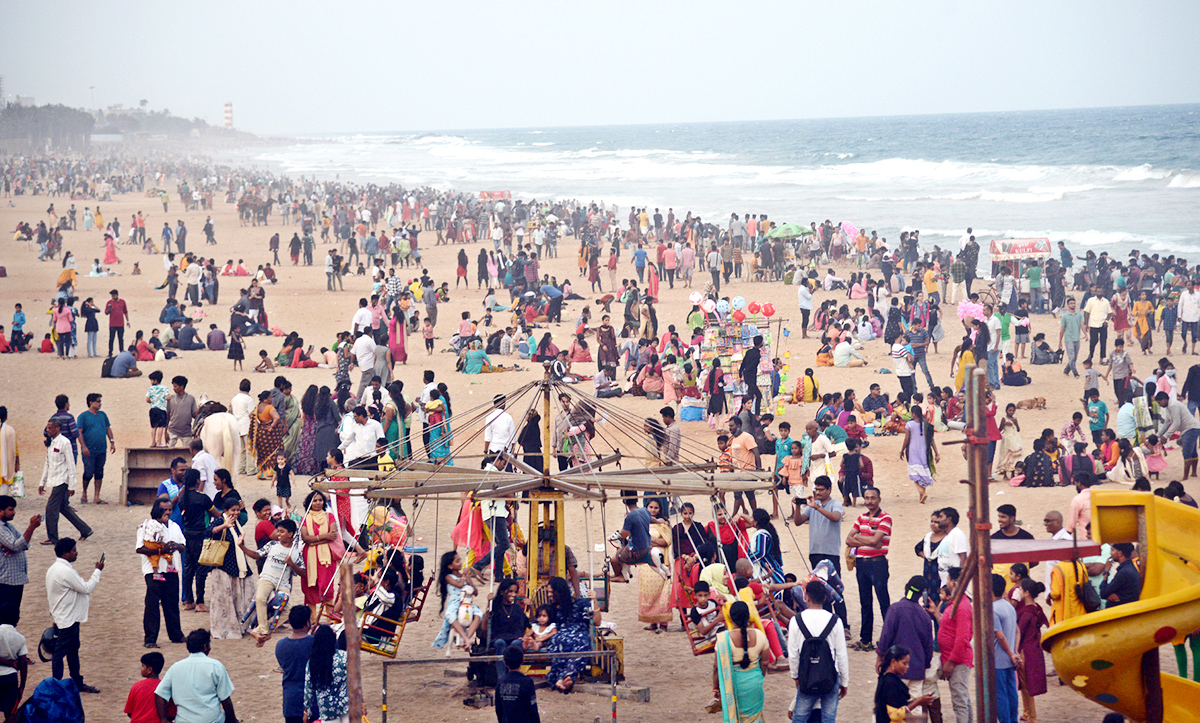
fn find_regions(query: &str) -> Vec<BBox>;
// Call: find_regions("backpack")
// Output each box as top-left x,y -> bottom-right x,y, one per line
1074,560 -> 1103,614
14,677 -> 85,723
100,356 -> 115,378
794,613 -> 840,696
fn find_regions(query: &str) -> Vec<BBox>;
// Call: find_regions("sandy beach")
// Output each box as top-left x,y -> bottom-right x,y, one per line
2,177 -> 1188,723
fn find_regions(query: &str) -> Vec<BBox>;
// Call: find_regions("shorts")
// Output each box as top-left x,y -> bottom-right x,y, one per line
82,452 -> 106,481
424,337 -> 434,351
0,674 -> 18,717
681,267 -> 692,279
149,407 -> 169,428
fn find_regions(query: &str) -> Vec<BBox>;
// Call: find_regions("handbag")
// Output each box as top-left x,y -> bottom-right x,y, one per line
198,529 -> 230,567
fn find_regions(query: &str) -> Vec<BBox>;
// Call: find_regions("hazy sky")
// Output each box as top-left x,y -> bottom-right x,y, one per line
3,0 -> 1198,135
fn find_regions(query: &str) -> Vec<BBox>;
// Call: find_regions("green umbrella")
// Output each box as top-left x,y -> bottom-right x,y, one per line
766,223 -> 813,239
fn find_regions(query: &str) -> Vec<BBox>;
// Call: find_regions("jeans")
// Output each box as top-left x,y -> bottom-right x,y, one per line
472,515 -> 509,579
1087,325 -> 1107,361
913,355 -> 936,391
491,637 -> 521,682
996,666 -> 1018,723
986,352 -> 1000,389
51,621 -> 82,685
327,272 -> 335,291
86,330 -> 97,357
635,265 -> 645,283
854,557 -> 890,644
808,554 -> 848,628
1064,339 -> 1080,376
947,662 -> 974,723
711,269 -> 721,292
898,374 -> 915,397
44,483 -> 91,542
791,686 -> 839,723
144,572 -> 184,645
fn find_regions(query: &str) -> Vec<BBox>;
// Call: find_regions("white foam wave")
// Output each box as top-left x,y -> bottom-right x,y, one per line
1113,164 -> 1170,181
1168,173 -> 1200,189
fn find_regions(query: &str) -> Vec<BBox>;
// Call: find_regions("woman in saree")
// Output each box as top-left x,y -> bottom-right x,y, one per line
1132,290 -> 1154,353
381,380 -> 411,460
671,502 -> 713,608
103,232 -> 120,265
387,303 -> 408,366
952,337 -> 976,393
744,508 -> 785,587
426,393 -> 453,464
300,489 -> 343,609
901,405 -> 939,504
250,390 -> 285,478
638,498 -> 673,633
293,385 -> 320,476
545,576 -> 602,694
710,600 -> 767,721
134,330 -> 155,361
595,314 -> 619,372
280,380 -> 302,458
206,497 -> 255,639
311,386 -> 341,472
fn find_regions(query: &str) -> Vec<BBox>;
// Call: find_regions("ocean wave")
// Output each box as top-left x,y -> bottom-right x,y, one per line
1168,173 -> 1200,189
1112,163 -> 1171,181
833,184 -> 1100,204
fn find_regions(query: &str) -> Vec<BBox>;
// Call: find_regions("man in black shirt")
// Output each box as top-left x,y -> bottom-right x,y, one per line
495,645 -> 539,723
992,503 -> 1038,576
740,335 -> 764,415
1099,542 -> 1141,607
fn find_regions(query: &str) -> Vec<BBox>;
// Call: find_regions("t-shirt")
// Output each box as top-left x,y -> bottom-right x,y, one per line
992,599 -> 1018,669
891,343 -> 913,376
1087,399 -> 1109,431
904,328 -> 930,359
633,248 -> 648,267
125,677 -> 166,723
992,527 -> 1035,541
147,384 -> 168,410
799,498 -> 843,556
180,490 -> 213,534
257,541 -> 300,588
105,298 -> 128,327
1083,296 -> 1112,328
167,392 -> 197,437
931,527 -> 970,584
110,351 -> 137,377
0,624 -> 28,679
729,432 -> 758,470
76,410 -> 110,455
852,510 -> 892,559
1060,310 -> 1084,343
622,506 -> 654,553
275,635 -> 314,718
495,670 -> 540,723
1083,368 -> 1101,392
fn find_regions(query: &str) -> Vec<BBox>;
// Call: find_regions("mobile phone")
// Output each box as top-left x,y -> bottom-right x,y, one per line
99,553 -> 105,564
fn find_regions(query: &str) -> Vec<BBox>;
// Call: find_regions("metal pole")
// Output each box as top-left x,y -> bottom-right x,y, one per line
967,367 -> 997,723
611,642 -> 618,722
381,662 -> 388,723
340,562 -> 365,723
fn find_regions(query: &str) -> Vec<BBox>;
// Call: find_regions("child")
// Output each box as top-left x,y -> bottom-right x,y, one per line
228,327 -> 244,371
39,333 -> 54,353
1142,434 -> 1168,479
1086,388 -> 1108,448
272,452 -> 292,510
238,519 -> 303,646
523,604 -> 557,652
254,349 -> 276,373
781,440 -> 806,499
996,403 -> 1023,479
687,580 -> 724,641
124,652 -> 169,723
1008,562 -> 1031,602
838,437 -> 873,507
423,317 -> 435,355
145,370 -> 168,447
131,262 -> 141,276
1081,359 -> 1100,408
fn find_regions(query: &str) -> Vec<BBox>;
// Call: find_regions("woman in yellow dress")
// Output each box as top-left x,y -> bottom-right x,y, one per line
952,337 -> 976,392
1132,291 -> 1154,353
637,498 -> 673,633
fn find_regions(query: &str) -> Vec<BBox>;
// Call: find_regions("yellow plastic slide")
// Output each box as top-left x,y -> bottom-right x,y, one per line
1042,491 -> 1200,723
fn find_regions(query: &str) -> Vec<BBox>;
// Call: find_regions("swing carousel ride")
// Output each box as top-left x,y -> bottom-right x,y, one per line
309,363 -> 774,668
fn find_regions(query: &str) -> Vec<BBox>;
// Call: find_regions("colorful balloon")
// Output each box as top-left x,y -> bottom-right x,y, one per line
731,296 -> 747,311
747,301 -> 761,315
688,291 -> 703,304
701,299 -> 717,313
732,309 -> 746,322
784,350 -> 791,359
762,303 -> 776,317
716,299 -> 730,314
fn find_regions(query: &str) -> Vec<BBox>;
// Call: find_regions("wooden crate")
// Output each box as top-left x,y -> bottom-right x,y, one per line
121,447 -> 181,506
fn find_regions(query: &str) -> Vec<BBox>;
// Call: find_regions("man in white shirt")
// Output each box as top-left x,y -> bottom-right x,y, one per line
958,227 -> 973,251
891,341 -> 916,396
985,305 -> 1002,389
482,395 -> 517,468
351,298 -> 373,337
706,245 -> 722,291
0,622 -> 29,713
788,579 -> 849,721
931,507 -> 970,585
1042,510 -> 1074,589
1178,281 -> 1200,355
137,502 -> 185,647
359,376 -> 392,409
45,537 -> 103,693
351,330 -> 377,398
231,380 -> 255,476
38,419 -> 92,545
339,406 -> 385,466
1082,284 -> 1113,364
491,224 -> 504,252
189,439 -> 218,498
418,370 -> 437,455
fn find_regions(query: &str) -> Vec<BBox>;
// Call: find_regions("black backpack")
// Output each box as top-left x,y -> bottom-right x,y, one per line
794,613 -> 840,696
1074,560 -> 1103,613
100,356 -> 115,378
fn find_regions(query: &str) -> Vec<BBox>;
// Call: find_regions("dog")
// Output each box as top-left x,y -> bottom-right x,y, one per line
1015,397 -> 1047,410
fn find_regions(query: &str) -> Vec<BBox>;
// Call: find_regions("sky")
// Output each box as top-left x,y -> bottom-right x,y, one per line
3,0 -> 1199,135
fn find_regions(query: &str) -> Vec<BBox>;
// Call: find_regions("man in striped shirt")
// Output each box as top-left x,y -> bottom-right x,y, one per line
844,486 -> 892,651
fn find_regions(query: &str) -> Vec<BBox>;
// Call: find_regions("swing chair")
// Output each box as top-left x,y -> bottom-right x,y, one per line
308,365 -> 773,672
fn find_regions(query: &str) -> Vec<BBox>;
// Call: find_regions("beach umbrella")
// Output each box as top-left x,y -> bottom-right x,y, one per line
766,223 -> 812,239
840,222 -> 860,239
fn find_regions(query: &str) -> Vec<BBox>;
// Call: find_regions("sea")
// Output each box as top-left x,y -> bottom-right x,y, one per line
248,104 -> 1200,262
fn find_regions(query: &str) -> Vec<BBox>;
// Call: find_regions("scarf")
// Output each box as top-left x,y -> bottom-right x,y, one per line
304,510 -> 333,586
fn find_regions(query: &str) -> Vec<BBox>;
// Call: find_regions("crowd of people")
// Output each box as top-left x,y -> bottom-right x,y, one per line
3,153 -> 1199,723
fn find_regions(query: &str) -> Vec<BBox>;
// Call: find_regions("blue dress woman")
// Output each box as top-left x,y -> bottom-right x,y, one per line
545,577 -> 601,693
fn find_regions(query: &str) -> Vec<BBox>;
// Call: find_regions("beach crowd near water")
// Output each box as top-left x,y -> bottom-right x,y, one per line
0,152 -> 1197,723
